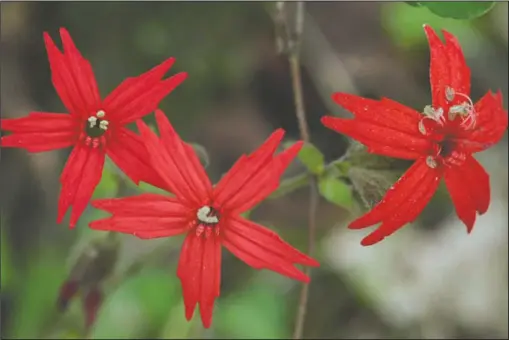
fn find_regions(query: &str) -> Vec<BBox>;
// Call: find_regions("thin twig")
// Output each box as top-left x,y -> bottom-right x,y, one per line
279,2 -> 319,339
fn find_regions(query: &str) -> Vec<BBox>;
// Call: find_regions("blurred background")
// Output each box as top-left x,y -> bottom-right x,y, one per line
1,2 -> 507,339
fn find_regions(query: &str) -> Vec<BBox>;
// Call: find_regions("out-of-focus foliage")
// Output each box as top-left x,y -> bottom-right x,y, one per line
297,142 -> 326,175
318,175 -> 353,210
406,1 -> 497,20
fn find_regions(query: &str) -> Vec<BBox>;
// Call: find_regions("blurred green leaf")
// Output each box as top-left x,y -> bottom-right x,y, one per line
160,301 -> 197,339
137,182 -> 169,195
1,224 -> 13,289
9,249 -> 67,338
318,176 -> 353,209
215,279 -> 288,338
92,162 -> 119,199
382,2 -> 476,50
405,1 -> 422,7
90,268 -> 178,338
297,142 -> 325,175
420,1 -> 496,20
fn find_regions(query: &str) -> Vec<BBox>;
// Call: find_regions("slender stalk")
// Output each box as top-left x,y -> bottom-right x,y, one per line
282,3 -> 318,339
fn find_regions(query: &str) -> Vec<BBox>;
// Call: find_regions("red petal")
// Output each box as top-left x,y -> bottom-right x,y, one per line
90,194 -> 189,239
444,155 -> 490,233
44,29 -> 101,117
322,94 -> 431,160
103,58 -> 175,117
103,58 -> 187,125
177,232 -> 221,328
423,25 -> 470,109
455,91 -> 508,153
322,117 -> 430,160
154,110 -> 212,199
1,112 -> 77,152
58,146 -> 105,228
136,119 -> 194,205
106,127 -> 167,189
349,158 -> 441,246
59,28 -> 102,114
230,141 -> 303,213
214,130 -> 302,212
222,217 -> 318,282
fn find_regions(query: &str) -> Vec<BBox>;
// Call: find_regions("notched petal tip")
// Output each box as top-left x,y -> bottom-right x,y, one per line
135,118 -> 151,135
43,31 -> 61,53
331,92 -> 352,106
320,115 -> 338,127
59,27 -> 72,42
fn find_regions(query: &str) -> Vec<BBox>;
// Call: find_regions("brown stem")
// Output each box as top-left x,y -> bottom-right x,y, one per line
282,2 -> 318,339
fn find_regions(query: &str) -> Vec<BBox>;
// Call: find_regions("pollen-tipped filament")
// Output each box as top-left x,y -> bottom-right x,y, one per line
418,106 -> 445,135
444,87 -> 477,130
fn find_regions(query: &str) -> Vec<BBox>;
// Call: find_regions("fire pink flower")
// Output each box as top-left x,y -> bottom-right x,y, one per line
1,28 -> 187,228
90,110 -> 319,328
321,25 -> 507,246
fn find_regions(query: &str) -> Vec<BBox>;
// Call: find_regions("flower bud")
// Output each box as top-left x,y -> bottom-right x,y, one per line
56,232 -> 119,329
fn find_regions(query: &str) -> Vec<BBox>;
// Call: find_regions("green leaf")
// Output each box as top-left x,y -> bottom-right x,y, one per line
215,278 -> 288,338
421,1 -> 496,20
297,142 -> 325,175
318,176 -> 353,209
406,2 -> 422,7
348,167 -> 400,211
383,2 -> 477,50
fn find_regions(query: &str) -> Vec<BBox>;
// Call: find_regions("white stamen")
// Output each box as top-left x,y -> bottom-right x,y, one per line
426,156 -> 437,169
423,105 -> 445,123
419,105 -> 445,135
96,110 -> 106,118
445,87 -> 455,102
88,116 -> 97,128
444,89 -> 477,130
99,120 -> 109,130
197,206 -> 219,224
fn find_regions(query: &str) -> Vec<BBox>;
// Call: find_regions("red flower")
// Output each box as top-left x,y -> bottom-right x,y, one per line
1,28 -> 187,228
321,25 -> 507,246
90,110 -> 319,328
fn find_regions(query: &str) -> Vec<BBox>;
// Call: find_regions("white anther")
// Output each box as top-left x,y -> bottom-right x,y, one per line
99,120 -> 109,130
418,120 -> 427,135
88,116 -> 97,128
423,105 -> 445,123
197,206 -> 219,224
96,110 -> 106,118
426,156 -> 437,169
445,87 -> 455,102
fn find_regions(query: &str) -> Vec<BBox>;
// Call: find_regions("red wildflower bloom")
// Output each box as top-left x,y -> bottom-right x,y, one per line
90,110 -> 319,328
1,28 -> 187,228
321,25 -> 507,246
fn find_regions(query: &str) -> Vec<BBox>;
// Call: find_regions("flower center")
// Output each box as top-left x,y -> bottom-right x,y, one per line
85,110 -> 109,138
194,205 -> 220,238
419,87 -> 473,169
438,139 -> 455,158
418,87 -> 477,136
